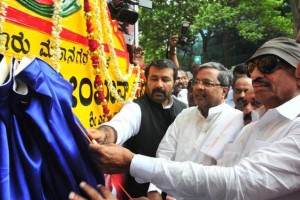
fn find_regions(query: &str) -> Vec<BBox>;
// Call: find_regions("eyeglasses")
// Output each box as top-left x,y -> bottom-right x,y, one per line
192,79 -> 221,87
246,55 -> 287,75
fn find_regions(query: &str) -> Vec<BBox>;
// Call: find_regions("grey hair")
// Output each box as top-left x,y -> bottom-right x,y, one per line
198,62 -> 233,87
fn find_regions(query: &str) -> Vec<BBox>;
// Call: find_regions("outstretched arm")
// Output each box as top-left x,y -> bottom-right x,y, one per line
87,101 -> 141,145
89,127 -> 300,199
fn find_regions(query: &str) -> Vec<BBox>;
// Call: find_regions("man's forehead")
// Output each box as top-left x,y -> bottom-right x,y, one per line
197,67 -> 219,77
235,77 -> 252,85
177,73 -> 183,77
149,68 -> 174,78
149,67 -> 173,73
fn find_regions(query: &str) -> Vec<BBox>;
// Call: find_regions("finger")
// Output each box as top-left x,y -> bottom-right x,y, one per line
79,182 -> 103,200
86,128 -> 99,139
89,144 -> 113,163
68,191 -> 87,200
87,129 -> 107,144
89,144 -> 105,154
98,185 -> 117,199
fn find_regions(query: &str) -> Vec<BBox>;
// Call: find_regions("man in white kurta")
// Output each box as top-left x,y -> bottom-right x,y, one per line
131,94 -> 300,199
84,37 -> 300,200
129,37 -> 300,199
148,62 -> 244,199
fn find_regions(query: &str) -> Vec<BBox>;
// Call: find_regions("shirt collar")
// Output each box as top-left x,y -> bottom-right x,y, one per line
198,102 -> 228,117
252,95 -> 300,120
276,94 -> 300,120
163,96 -> 174,109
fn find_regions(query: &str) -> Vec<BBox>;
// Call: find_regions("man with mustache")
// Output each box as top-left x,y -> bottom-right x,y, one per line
172,69 -> 189,105
242,88 -> 262,124
147,62 -> 244,199
80,37 -> 300,200
225,63 -> 248,107
87,59 -> 187,199
232,74 -> 252,111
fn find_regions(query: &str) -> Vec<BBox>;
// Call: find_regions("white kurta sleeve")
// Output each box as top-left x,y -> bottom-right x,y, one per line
101,101 -> 141,145
131,126 -> 300,199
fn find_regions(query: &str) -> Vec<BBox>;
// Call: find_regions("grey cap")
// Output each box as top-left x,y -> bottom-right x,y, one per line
246,37 -> 300,68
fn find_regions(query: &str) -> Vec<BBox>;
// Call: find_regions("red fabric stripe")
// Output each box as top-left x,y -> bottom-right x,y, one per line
5,6 -> 129,58
34,0 -> 53,5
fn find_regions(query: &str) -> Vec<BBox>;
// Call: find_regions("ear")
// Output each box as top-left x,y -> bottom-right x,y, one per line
296,63 -> 300,87
222,86 -> 229,99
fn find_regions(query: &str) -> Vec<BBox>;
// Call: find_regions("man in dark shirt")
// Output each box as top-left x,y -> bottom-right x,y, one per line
87,59 -> 186,199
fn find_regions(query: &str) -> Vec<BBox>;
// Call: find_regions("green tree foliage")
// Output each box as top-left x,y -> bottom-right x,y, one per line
138,1 -> 202,64
138,0 -> 293,67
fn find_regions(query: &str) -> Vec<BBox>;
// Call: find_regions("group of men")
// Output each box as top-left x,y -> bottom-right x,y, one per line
69,37 -> 300,200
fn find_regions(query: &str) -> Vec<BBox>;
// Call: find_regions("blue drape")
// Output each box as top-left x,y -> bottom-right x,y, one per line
0,56 -> 104,200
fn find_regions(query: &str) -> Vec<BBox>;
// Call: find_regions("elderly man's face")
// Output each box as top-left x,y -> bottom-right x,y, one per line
249,57 -> 297,110
193,68 -> 227,111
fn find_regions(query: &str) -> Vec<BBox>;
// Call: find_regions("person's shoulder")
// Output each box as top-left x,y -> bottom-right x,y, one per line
174,107 -> 198,122
173,97 -> 187,108
220,104 -> 244,123
180,106 -> 198,115
133,94 -> 147,104
223,103 -> 242,114
177,88 -> 188,96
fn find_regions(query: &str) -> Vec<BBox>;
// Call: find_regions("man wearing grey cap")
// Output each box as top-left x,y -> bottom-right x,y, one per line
73,37 -> 300,200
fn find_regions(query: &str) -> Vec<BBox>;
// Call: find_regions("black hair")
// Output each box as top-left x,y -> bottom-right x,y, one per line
232,74 -> 249,89
233,63 -> 247,76
145,59 -> 178,81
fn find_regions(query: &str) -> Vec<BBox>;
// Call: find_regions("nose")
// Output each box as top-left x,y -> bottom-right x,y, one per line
250,66 -> 264,81
240,91 -> 246,98
156,79 -> 164,88
192,83 -> 205,91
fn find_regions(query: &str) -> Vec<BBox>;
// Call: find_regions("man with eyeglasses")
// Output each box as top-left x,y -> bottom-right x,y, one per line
75,37 -> 300,200
146,62 -> 244,199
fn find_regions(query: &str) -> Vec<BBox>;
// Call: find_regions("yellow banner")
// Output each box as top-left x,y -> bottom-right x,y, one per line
3,0 -> 138,128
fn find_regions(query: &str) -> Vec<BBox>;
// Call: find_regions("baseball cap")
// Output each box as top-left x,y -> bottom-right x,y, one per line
246,37 -> 300,68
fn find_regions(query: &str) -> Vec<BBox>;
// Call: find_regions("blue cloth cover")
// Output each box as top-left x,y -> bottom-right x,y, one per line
0,56 -> 104,200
